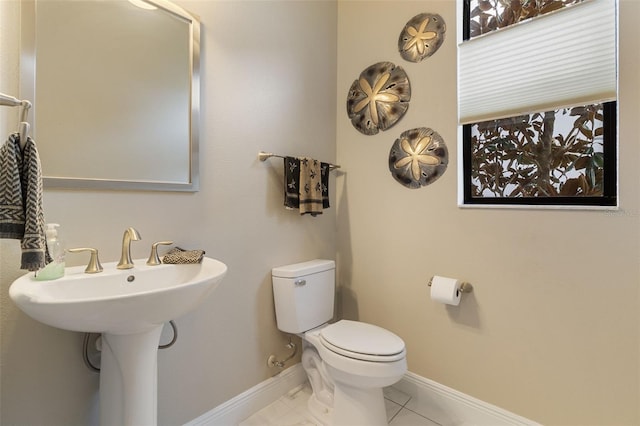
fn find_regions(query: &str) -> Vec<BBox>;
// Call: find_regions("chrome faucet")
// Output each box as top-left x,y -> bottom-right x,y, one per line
117,227 -> 141,269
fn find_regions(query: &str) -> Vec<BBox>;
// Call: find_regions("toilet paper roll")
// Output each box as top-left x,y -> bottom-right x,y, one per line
430,276 -> 461,306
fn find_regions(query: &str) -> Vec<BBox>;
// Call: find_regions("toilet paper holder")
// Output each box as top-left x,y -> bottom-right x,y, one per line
427,277 -> 473,294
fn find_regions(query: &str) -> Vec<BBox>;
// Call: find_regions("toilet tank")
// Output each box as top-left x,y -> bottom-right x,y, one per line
272,259 -> 335,334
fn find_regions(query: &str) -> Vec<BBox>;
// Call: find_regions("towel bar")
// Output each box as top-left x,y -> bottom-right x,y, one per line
1,92 -> 32,149
0,93 -> 23,107
258,151 -> 340,170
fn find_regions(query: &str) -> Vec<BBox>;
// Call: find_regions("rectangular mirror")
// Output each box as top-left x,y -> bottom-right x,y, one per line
25,0 -> 200,191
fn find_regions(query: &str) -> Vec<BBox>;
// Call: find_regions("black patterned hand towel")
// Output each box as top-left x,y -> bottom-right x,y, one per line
299,157 -> 323,216
284,157 -> 300,210
0,133 -> 47,271
162,247 -> 205,264
320,162 -> 330,209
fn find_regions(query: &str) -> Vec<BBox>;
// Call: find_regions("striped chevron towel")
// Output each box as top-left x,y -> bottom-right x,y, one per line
0,133 -> 47,271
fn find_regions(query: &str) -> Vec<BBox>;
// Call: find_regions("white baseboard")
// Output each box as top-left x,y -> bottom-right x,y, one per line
393,372 -> 541,426
184,364 -> 307,426
185,365 -> 539,426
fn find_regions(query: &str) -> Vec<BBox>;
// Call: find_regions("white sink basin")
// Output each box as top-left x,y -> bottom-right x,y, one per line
10,256 -> 227,425
9,257 -> 227,334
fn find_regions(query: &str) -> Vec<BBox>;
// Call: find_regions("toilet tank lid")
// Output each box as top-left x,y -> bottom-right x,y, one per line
272,259 -> 335,278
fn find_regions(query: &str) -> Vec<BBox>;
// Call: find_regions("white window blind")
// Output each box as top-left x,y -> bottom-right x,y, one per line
458,0 -> 617,124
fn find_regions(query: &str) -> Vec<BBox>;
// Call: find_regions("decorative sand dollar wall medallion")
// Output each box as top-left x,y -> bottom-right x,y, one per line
346,62 -> 411,135
389,127 -> 448,188
398,13 -> 446,63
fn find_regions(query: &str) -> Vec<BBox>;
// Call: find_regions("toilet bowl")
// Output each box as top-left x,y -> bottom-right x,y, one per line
272,260 -> 407,425
306,321 -> 407,425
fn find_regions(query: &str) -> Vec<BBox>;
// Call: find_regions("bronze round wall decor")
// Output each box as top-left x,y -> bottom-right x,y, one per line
389,127 -> 448,188
398,13 -> 446,63
346,62 -> 411,135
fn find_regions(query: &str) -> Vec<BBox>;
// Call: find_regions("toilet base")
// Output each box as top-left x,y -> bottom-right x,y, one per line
307,392 -> 332,425
332,382 -> 387,426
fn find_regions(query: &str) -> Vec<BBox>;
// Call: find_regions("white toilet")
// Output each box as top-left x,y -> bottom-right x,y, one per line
272,259 -> 407,426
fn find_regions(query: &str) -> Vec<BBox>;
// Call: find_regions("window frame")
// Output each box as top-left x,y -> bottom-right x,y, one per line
458,0 -> 618,209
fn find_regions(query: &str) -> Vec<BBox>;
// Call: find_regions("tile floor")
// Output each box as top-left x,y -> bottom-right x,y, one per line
239,383 -> 439,426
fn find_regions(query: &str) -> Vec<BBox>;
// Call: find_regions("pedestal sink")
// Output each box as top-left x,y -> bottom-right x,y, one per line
9,257 -> 227,426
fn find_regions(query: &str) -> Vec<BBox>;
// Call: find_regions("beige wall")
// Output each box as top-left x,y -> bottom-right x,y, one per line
0,1 -> 337,425
0,1 -> 21,139
336,1 -> 639,425
2,1 -> 639,425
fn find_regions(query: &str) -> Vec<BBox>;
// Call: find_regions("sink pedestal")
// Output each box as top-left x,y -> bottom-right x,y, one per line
100,326 -> 163,426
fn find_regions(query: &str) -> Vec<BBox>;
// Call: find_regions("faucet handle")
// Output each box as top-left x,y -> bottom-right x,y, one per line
146,241 -> 174,266
67,247 -> 103,274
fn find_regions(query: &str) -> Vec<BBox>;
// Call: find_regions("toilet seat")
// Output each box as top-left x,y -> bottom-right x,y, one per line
319,320 -> 406,362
